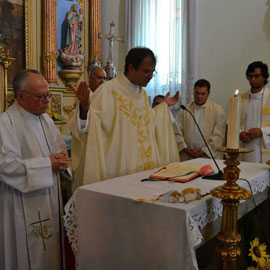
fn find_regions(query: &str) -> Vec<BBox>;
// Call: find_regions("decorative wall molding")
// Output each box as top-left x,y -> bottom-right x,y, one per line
43,0 -> 57,83
25,0 -> 33,69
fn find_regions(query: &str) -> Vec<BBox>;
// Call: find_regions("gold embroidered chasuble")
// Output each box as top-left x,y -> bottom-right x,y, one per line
240,86 -> 270,163
70,73 -> 179,191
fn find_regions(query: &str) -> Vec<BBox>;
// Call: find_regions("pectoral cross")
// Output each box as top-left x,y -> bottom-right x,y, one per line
30,211 -> 52,251
98,21 -> 124,79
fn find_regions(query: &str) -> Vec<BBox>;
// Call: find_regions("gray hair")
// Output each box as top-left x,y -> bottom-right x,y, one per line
89,65 -> 102,77
87,56 -> 102,74
12,69 -> 42,98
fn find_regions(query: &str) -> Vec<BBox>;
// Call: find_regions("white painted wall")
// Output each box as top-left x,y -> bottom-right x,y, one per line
101,0 -> 270,111
197,0 -> 270,111
100,0 -> 126,72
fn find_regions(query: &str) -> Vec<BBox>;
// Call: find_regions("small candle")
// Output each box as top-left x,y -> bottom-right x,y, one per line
227,90 -> 241,149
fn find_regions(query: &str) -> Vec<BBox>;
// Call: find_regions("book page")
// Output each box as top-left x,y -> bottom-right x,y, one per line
150,162 -> 213,181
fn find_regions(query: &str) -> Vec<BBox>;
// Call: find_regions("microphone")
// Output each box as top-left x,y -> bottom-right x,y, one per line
180,105 -> 224,180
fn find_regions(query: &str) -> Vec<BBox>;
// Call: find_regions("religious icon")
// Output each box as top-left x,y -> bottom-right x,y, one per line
59,3 -> 84,70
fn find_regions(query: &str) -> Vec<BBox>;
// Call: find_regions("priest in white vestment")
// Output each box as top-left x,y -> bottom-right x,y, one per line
0,70 -> 70,270
88,66 -> 106,93
240,61 -> 270,163
69,47 -> 180,191
174,79 -> 226,161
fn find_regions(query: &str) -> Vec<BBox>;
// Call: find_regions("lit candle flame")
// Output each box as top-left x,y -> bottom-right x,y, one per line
234,89 -> 239,97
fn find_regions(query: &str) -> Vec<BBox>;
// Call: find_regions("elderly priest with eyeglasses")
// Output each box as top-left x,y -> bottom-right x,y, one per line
0,70 -> 70,270
69,47 -> 180,192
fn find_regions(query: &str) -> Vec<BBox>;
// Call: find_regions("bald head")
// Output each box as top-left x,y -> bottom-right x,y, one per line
14,70 -> 50,116
89,66 -> 106,92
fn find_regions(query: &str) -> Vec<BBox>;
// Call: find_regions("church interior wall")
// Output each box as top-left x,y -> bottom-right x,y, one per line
196,0 -> 270,112
1,1 -> 269,118
100,0 -> 125,72
101,0 -> 270,112
0,0 -> 98,133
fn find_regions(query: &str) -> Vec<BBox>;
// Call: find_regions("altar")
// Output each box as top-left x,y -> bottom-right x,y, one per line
64,158 -> 270,270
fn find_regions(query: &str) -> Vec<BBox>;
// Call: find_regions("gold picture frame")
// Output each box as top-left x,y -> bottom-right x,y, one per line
0,0 -> 33,86
0,0 -> 33,111
25,0 -> 33,69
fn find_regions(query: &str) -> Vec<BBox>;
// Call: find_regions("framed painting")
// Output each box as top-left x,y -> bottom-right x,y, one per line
0,0 -> 33,85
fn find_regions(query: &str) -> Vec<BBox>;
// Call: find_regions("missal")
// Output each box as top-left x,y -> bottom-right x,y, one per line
149,162 -> 214,182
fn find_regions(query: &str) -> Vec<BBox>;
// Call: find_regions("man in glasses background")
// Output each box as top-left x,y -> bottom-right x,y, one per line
0,69 -> 70,270
69,47 -> 180,191
240,61 -> 270,163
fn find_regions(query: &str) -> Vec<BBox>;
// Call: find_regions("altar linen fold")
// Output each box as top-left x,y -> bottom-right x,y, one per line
135,188 -> 203,204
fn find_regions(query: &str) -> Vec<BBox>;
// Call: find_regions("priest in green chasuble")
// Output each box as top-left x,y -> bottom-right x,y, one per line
69,47 -> 180,191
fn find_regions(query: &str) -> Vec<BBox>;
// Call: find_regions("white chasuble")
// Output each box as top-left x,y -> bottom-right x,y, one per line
0,102 -> 65,270
240,87 -> 270,163
174,100 -> 226,161
69,73 -> 179,191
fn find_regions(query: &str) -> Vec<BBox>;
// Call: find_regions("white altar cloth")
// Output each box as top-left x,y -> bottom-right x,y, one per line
64,158 -> 270,270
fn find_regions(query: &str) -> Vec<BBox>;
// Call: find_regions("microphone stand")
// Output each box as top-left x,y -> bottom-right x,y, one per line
180,105 -> 224,180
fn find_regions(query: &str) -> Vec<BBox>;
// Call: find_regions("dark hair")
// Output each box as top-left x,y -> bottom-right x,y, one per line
13,69 -> 42,97
153,95 -> 165,103
246,61 -> 269,84
194,79 -> 211,92
124,47 -> 156,74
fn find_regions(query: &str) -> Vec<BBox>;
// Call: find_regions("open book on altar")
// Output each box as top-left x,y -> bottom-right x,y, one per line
149,162 -> 215,182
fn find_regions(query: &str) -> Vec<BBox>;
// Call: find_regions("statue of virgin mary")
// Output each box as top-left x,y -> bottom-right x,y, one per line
64,4 -> 83,55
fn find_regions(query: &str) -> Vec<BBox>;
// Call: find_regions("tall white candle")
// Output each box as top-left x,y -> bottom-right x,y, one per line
227,90 -> 241,149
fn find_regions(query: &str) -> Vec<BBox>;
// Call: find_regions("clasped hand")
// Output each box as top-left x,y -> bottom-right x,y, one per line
184,147 -> 204,158
240,128 -> 262,143
50,150 -> 71,172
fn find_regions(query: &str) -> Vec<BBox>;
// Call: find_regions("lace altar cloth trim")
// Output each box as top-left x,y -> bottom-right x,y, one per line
64,191 -> 79,269
189,216 -> 204,247
191,172 -> 270,233
64,172 -> 270,268
64,193 -> 203,268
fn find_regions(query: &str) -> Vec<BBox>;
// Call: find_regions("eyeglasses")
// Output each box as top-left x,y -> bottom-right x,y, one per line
138,68 -> 158,77
21,91 -> 52,101
247,74 -> 263,80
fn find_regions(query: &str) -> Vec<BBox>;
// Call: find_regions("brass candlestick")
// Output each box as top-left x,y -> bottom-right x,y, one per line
210,147 -> 252,270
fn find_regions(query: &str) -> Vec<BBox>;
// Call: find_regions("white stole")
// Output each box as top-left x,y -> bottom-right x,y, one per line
6,102 -> 61,270
240,87 -> 270,163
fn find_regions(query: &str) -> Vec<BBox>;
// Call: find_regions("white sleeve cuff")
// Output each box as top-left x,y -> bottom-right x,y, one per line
262,127 -> 270,149
77,103 -> 90,134
24,157 -> 54,192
